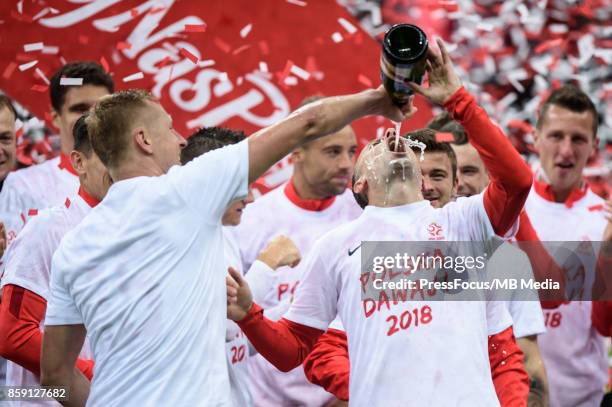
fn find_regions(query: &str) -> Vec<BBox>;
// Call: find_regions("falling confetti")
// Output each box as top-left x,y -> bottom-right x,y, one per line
60,77 -> 84,86
122,72 -> 145,82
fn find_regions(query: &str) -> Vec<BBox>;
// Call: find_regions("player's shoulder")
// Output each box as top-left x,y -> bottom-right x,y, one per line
2,158 -> 59,195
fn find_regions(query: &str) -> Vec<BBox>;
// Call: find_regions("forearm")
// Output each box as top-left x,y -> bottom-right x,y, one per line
303,329 -> 350,401
518,337 -> 549,407
41,367 -> 89,407
248,89 -> 383,182
489,326 -> 529,407
444,88 -> 532,235
237,302 -> 324,372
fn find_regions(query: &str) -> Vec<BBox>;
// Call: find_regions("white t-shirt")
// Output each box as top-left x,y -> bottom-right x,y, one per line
0,192 -> 94,407
0,157 -> 78,259
285,196 -> 513,407
45,141 -> 249,406
525,186 -> 608,407
233,185 -> 362,406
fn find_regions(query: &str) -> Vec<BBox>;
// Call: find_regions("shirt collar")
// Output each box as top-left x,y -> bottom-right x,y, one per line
78,186 -> 100,208
533,178 -> 588,208
58,153 -> 78,176
284,178 -> 336,212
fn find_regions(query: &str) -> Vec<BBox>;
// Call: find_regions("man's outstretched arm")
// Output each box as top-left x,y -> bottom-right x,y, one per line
247,87 -> 416,183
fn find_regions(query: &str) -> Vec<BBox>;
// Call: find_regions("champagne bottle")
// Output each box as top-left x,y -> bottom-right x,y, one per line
380,24 -> 428,106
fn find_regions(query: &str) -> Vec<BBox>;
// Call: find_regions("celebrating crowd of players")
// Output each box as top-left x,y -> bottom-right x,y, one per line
0,37 -> 609,407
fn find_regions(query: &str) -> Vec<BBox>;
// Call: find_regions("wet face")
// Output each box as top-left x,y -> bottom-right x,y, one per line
294,126 -> 357,197
144,101 -> 187,173
451,143 -> 489,197
222,190 -> 255,226
0,106 -> 16,182
354,133 -> 421,199
535,105 -> 596,194
53,85 -> 110,152
420,151 -> 456,208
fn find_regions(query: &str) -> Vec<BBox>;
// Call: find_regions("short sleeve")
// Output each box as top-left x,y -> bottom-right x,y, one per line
505,301 -> 545,338
44,253 -> 83,326
0,210 -> 60,300
449,193 -> 496,241
0,173 -> 35,249
485,299 -> 513,336
284,239 -> 338,331
167,139 -> 249,222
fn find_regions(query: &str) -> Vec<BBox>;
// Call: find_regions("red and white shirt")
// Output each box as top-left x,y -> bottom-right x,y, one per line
233,181 -> 362,406
0,188 -> 95,407
285,196 -> 512,407
524,179 -> 608,407
0,155 -> 78,268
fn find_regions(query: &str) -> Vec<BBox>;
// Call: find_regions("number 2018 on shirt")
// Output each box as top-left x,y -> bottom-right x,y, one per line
386,305 -> 433,336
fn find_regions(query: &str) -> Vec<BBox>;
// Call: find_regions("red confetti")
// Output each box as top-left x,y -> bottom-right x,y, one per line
357,74 -> 372,88
214,37 -> 231,53
232,45 -> 251,55
179,47 -> 198,64
100,56 -> 109,73
31,84 -> 48,92
116,41 -> 132,51
154,56 -> 173,69
258,41 -> 269,55
507,119 -> 533,134
435,132 -> 456,143
185,24 -> 207,33
534,39 -> 563,54
20,213 -> 26,225
2,62 -> 17,80
65,197 -> 71,208
587,204 -> 604,212
148,6 -> 166,14
28,209 -> 38,217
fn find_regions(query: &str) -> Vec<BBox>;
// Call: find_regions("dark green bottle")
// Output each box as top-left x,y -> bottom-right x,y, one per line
380,23 -> 428,106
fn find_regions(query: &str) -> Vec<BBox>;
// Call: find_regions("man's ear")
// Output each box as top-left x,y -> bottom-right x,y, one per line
51,109 -> 61,131
291,148 -> 304,164
352,176 -> 369,209
70,150 -> 85,175
133,127 -> 154,155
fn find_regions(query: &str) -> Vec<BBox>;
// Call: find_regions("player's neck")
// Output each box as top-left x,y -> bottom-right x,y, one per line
111,158 -> 165,182
290,171 -> 331,200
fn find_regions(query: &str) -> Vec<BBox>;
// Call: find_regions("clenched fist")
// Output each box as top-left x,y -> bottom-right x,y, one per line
257,235 -> 301,269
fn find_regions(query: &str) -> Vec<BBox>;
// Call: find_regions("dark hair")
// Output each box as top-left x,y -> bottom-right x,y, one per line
0,94 -> 16,120
536,84 -> 598,137
181,127 -> 246,164
405,128 -> 457,182
87,89 -> 156,168
73,114 -> 92,156
50,61 -> 114,112
427,112 -> 468,145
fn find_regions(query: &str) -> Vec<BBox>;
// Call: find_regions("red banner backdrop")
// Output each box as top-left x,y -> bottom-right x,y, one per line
0,0 -> 432,193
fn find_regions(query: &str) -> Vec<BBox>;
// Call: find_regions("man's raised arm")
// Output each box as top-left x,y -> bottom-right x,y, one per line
247,87 -> 416,183
409,39 -> 532,236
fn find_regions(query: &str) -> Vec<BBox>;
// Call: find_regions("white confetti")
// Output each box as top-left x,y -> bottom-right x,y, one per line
24,42 -> 44,52
42,46 -> 59,55
16,0 -> 23,14
18,60 -> 38,71
199,59 -> 215,68
259,61 -> 269,73
33,7 -> 51,21
331,32 -> 343,43
577,34 -> 594,66
240,24 -> 252,38
338,17 -> 357,34
290,64 -> 310,81
549,24 -> 568,34
35,68 -> 50,85
122,72 -> 144,82
286,0 -> 307,6
60,77 -> 83,86
283,76 -> 298,86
